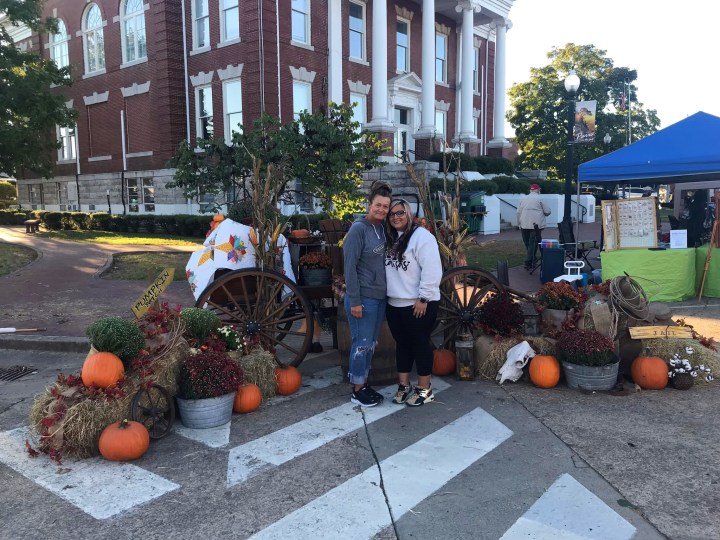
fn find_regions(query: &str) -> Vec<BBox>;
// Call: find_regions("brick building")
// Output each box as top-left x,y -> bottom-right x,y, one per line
10,0 -> 515,214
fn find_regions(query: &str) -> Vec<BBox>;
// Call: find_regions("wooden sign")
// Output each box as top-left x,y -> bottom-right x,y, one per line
131,268 -> 175,318
628,326 -> 693,340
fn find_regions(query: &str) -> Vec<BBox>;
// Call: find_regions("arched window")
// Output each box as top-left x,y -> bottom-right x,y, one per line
122,0 -> 147,63
83,4 -> 105,74
51,20 -> 69,69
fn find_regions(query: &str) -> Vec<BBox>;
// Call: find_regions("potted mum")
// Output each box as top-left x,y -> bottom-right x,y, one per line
176,347 -> 244,428
556,329 -> 619,390
299,251 -> 332,286
536,281 -> 585,328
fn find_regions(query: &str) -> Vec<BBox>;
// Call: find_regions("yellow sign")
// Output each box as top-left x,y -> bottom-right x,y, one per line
628,326 -> 693,340
131,268 -> 175,318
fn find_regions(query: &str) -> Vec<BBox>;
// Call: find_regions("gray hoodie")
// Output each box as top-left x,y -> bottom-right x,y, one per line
343,217 -> 387,307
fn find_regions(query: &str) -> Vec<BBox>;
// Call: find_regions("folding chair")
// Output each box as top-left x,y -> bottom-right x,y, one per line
558,220 -> 597,271
553,261 -> 588,288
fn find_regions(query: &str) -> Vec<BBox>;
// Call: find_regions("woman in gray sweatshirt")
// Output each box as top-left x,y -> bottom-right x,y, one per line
343,181 -> 392,407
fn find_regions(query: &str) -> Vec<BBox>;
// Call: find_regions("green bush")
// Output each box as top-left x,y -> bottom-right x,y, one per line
86,316 -> 145,366
43,212 -> 64,230
181,307 -> 221,344
465,179 -> 498,196
427,152 -> 478,172
536,180 -> 566,195
474,156 -> 514,175
68,212 -> 91,230
0,180 -> 16,200
89,212 -> 112,231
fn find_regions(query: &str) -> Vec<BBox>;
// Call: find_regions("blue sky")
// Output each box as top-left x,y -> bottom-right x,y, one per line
505,0 -> 720,136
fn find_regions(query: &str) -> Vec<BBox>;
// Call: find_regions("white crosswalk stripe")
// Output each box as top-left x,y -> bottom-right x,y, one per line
226,379 -> 451,487
248,407 -> 513,539
501,473 -> 636,539
0,426 -> 179,520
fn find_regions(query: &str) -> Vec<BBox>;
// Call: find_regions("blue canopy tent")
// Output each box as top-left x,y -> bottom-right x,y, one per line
578,111 -> 720,184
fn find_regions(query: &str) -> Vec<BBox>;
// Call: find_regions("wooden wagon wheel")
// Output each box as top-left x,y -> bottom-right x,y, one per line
131,384 -> 175,439
194,268 -> 313,367
431,266 -> 507,351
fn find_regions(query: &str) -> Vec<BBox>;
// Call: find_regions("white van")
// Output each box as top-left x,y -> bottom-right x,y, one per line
615,187 -> 658,199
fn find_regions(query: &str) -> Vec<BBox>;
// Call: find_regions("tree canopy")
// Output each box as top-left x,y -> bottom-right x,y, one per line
507,43 -> 660,179
0,0 -> 77,178
168,103 -> 386,218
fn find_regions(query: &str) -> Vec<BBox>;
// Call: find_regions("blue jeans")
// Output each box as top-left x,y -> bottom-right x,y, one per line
344,295 -> 386,385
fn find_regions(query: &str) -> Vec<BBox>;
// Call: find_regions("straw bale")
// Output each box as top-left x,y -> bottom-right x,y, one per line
641,338 -> 720,384
477,335 -> 556,380
232,348 -> 277,399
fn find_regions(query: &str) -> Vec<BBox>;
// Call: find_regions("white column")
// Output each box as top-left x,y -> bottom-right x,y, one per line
327,0 -> 343,104
457,2 -> 478,141
487,17 -> 512,148
366,0 -> 393,131
415,0 -> 436,138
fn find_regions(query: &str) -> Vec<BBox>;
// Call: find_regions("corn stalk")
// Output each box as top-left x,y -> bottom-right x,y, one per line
405,162 -> 472,272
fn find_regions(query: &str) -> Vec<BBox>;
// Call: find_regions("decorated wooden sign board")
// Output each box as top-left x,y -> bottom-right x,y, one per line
131,268 -> 175,318
601,197 -> 658,251
628,326 -> 693,339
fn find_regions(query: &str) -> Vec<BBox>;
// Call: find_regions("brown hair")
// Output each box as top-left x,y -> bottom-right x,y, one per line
368,180 -> 392,204
385,199 -> 419,259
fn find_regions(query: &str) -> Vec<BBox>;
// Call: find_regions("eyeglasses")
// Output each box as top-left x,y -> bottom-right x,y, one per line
389,210 -> 406,218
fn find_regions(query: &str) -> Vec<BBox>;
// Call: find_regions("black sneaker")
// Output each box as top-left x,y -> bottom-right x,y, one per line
351,386 -> 380,407
362,384 -> 384,403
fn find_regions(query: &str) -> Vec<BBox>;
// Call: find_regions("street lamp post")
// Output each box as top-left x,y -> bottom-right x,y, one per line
563,69 -> 580,225
106,189 -> 111,215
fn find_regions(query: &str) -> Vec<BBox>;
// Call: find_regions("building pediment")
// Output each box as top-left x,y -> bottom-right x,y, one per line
388,72 -> 423,97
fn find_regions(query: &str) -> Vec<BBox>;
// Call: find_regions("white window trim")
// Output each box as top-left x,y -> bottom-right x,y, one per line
195,85 -> 214,141
50,19 -> 70,69
434,110 -> 447,139
349,92 -> 367,126
396,17 -> 410,74
120,0 -> 147,66
292,81 -> 312,120
219,0 -> 240,45
291,0 -> 311,47
56,124 -> 77,163
222,79 -> 243,143
348,1 -> 366,62
82,4 -> 107,76
435,32 -> 448,84
191,0 -> 211,52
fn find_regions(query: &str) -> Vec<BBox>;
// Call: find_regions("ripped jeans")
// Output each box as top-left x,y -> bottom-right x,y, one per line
344,295 -> 386,385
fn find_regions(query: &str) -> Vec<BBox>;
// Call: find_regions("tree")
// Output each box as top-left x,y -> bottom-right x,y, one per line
0,0 -> 77,178
507,43 -> 660,180
167,103 -> 386,218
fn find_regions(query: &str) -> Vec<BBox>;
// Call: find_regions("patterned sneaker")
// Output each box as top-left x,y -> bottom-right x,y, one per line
351,387 -> 380,407
362,384 -> 384,403
405,385 -> 433,407
392,384 -> 413,404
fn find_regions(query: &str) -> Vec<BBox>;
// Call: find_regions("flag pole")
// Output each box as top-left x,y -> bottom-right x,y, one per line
627,81 -> 632,145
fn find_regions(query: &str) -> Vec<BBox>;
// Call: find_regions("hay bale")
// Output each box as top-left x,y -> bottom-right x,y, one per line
28,339 -> 188,460
233,348 -> 277,399
476,335 -> 556,380
641,338 -> 720,384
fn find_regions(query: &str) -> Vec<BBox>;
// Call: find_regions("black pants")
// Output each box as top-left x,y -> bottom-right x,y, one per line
521,228 -> 542,266
385,302 -> 439,377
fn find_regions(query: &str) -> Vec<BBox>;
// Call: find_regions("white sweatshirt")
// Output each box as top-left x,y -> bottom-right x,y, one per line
385,226 -> 443,307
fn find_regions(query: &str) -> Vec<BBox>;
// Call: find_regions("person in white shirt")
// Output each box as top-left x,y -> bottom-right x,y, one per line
384,199 -> 443,406
517,183 -> 551,270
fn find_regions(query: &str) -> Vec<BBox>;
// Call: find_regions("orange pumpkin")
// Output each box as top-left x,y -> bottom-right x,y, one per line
81,352 -> 125,388
234,383 -> 262,413
212,214 -> 225,222
631,355 -> 668,390
290,229 -> 311,238
432,349 -> 456,376
529,355 -> 561,388
275,366 -> 302,395
98,419 -> 150,461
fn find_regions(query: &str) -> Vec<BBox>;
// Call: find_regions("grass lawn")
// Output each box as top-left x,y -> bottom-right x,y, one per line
464,239 -> 526,271
37,230 -> 203,247
0,243 -> 38,277
102,252 -> 191,280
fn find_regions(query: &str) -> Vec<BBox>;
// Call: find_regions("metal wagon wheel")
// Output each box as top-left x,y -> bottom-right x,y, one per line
131,384 -> 175,439
431,266 -> 507,351
194,268 -> 313,367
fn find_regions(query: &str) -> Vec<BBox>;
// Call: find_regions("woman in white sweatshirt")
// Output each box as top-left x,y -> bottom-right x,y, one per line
384,199 -> 443,406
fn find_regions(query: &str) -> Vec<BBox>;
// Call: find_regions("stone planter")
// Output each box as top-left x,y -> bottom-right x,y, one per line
176,391 -> 235,429
300,267 -> 332,286
562,361 -> 619,391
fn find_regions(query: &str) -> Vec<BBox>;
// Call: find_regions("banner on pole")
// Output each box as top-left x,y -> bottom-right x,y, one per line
573,100 -> 597,144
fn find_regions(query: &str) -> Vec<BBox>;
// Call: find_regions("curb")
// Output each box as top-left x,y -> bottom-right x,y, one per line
0,335 -> 89,353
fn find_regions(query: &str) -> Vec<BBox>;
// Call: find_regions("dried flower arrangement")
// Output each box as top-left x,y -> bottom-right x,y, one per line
299,251 -> 332,269
536,281 -> 585,311
668,353 -> 714,382
556,329 -> 617,366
